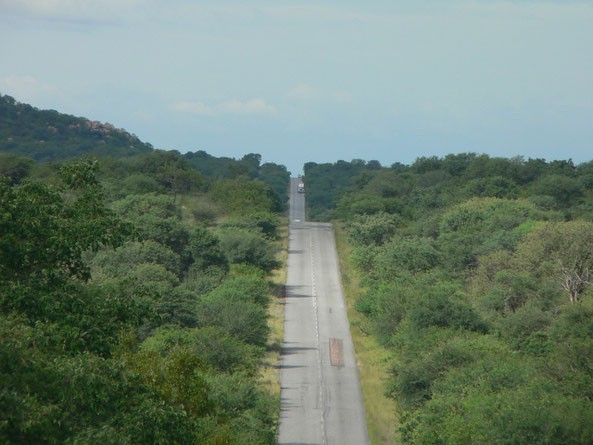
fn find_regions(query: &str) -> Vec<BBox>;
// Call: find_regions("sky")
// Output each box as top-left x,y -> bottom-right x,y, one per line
1,0 -> 592,174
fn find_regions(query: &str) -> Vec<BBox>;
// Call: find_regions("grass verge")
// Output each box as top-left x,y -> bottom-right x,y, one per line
257,218 -> 288,408
334,221 -> 398,445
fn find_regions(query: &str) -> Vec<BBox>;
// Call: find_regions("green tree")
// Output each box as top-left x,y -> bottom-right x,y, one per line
258,162 -> 290,202
187,226 -> 229,273
141,326 -> 262,374
112,194 -> 189,255
0,153 -> 34,184
220,211 -> 280,239
530,175 -> 584,209
212,177 -> 282,214
219,229 -> 280,272
0,320 -> 198,444
0,161 -> 132,284
195,297 -> 270,347
438,198 -> 550,270
374,236 -> 442,278
463,176 -> 519,199
346,212 -> 402,246
90,240 -> 182,277
517,221 -> 593,303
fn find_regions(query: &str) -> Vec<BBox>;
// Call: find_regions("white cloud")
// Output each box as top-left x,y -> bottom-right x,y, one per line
0,75 -> 60,103
170,98 -> 276,116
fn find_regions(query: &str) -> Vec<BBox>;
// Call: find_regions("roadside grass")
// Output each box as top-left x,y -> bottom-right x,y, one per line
334,222 -> 397,445
257,218 -> 288,405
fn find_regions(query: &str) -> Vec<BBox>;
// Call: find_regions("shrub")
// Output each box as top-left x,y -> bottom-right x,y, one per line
90,240 -> 182,277
374,236 -> 441,277
195,298 -> 269,346
209,276 -> 272,307
219,229 -> 279,272
408,291 -> 488,334
346,212 -> 402,246
220,211 -> 280,239
141,326 -> 262,374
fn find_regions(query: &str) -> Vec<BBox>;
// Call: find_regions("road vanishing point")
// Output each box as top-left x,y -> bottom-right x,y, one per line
278,178 -> 370,445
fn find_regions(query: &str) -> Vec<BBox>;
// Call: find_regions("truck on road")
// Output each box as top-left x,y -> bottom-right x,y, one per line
297,182 -> 305,193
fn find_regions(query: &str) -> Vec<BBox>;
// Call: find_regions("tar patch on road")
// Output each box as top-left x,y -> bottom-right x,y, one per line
329,338 -> 344,367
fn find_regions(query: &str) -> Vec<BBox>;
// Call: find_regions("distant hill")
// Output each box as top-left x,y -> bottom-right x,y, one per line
0,94 -> 290,201
0,94 -> 153,161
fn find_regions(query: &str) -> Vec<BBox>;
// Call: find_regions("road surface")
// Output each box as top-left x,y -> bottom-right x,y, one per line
278,178 -> 370,445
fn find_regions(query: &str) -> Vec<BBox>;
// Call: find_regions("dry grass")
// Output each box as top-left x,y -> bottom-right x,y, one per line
257,218 -> 288,400
334,222 -> 398,445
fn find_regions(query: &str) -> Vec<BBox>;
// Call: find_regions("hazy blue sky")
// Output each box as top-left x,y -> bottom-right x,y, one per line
1,0 -> 592,173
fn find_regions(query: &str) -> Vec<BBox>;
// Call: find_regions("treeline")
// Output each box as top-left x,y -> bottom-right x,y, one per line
306,153 -> 593,443
304,159 -> 381,220
184,151 -> 290,204
1,147 -> 289,442
305,154 -> 592,221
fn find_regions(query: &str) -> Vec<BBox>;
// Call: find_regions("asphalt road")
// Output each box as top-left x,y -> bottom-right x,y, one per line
278,178 -> 370,445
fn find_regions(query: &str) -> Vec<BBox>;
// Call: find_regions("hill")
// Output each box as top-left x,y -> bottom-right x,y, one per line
0,93 -> 153,161
0,94 -> 290,202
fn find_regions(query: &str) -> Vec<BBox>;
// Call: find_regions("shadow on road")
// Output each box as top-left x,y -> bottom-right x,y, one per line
280,346 -> 318,355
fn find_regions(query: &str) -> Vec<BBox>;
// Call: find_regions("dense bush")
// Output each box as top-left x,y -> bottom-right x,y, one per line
219,229 -> 280,272
306,153 -> 593,443
0,156 -> 282,443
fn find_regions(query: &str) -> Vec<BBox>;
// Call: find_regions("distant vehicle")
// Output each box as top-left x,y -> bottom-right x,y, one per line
297,182 -> 305,193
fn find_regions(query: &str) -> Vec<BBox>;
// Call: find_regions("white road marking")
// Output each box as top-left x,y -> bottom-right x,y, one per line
309,231 -> 326,444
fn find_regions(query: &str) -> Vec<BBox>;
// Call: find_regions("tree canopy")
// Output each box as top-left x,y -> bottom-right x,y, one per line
307,153 -> 593,443
1,153 -> 284,443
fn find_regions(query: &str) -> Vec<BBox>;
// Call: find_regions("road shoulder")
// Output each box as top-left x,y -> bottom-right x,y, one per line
333,221 -> 399,445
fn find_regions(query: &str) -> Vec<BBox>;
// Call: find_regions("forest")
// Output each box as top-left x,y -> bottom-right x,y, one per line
0,97 -> 291,443
305,154 -> 593,443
